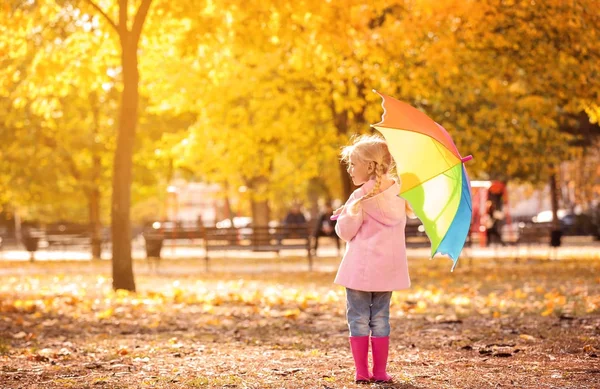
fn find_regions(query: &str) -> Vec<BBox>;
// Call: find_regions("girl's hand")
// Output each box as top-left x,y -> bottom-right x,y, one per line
330,206 -> 344,220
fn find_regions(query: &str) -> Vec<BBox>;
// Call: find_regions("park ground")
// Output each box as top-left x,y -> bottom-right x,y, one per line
0,254 -> 599,389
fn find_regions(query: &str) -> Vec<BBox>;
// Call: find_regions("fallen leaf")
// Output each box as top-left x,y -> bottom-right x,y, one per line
519,334 -> 536,342
584,345 -> 595,353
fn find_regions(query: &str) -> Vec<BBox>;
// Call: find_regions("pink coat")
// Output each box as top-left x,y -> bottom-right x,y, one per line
334,179 -> 410,292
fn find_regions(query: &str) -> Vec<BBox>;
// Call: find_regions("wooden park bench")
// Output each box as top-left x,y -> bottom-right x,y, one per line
142,224 -> 206,262
517,224 -> 550,245
404,222 -> 430,248
143,224 -> 313,270
42,224 -> 109,252
514,223 -> 561,260
44,224 -> 91,250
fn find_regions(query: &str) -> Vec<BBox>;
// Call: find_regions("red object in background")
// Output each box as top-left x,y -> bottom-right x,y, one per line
470,183 -> 489,247
488,181 -> 505,195
470,180 -> 512,247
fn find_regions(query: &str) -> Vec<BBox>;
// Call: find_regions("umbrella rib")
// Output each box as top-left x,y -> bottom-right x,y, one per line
372,124 -> 462,158
400,161 -> 463,195
428,169 -> 463,254
375,127 -> 462,194
401,163 -> 464,255
431,136 -> 458,172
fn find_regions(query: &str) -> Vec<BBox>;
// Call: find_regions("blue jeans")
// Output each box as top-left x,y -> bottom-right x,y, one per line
346,288 -> 392,337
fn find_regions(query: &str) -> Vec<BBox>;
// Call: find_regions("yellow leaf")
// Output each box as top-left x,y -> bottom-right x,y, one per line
283,308 -> 300,319
206,318 -> 221,326
541,307 -> 554,317
115,289 -> 131,298
535,286 -> 545,294
96,308 -> 113,320
414,301 -> 427,313
514,289 -> 527,299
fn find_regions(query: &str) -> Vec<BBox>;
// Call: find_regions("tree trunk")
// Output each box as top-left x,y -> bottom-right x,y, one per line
111,37 -> 138,292
330,104 -> 354,200
251,198 -> 270,247
249,176 -> 270,227
162,157 -> 174,222
217,181 -> 234,225
86,0 -> 152,290
307,177 -> 321,222
89,186 -> 102,259
549,168 -> 564,249
89,91 -> 102,260
549,170 -> 560,231
249,177 -> 270,247
14,208 -> 22,250
223,194 -> 234,225
251,200 -> 270,227
339,161 -> 353,200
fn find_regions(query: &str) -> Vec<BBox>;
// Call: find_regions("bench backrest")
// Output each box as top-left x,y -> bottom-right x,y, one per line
518,225 -> 550,242
144,225 -> 311,243
144,227 -> 205,240
405,223 -> 425,237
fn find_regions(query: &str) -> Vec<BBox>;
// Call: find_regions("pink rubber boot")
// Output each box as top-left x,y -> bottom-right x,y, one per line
349,336 -> 371,383
371,336 -> 393,382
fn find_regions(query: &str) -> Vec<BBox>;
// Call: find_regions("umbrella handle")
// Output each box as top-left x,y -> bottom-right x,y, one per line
461,155 -> 473,163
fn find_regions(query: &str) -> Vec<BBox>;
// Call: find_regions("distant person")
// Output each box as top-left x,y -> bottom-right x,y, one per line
485,200 -> 506,246
282,205 -> 307,239
312,204 -> 340,255
283,205 -> 307,225
332,134 -> 415,383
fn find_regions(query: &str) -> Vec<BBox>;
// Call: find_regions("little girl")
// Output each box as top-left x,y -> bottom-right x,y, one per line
332,134 -> 415,383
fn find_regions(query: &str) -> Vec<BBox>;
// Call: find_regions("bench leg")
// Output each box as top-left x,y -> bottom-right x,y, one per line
154,258 -> 161,274
204,244 -> 210,271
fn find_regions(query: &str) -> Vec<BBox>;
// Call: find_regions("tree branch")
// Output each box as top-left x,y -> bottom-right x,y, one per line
83,0 -> 120,36
131,0 -> 153,41
119,0 -> 128,34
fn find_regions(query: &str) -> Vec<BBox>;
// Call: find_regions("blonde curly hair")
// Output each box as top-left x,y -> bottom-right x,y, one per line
340,134 -> 414,217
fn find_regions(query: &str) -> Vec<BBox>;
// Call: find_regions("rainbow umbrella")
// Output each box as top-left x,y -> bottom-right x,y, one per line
371,90 -> 473,271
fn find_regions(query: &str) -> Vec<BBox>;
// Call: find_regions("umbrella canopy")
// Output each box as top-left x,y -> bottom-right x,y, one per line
371,90 -> 473,270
